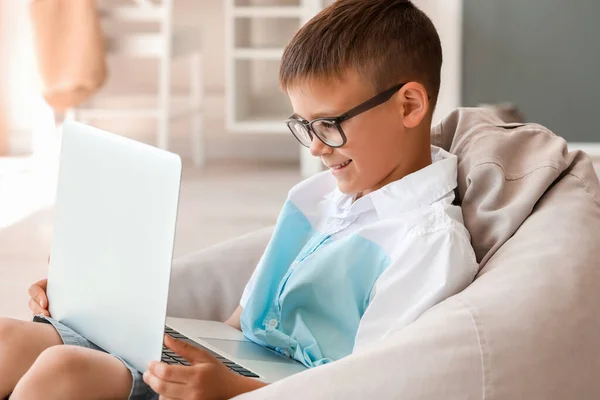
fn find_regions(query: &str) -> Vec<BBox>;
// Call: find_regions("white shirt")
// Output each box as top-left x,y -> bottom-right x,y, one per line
240,146 -> 478,365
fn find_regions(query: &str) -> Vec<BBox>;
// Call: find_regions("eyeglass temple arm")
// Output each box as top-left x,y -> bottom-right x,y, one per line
338,84 -> 405,122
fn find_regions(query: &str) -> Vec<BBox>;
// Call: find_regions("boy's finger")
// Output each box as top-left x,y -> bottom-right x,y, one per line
28,298 -> 38,313
27,284 -> 40,299
33,292 -> 46,308
37,279 -> 48,290
148,361 -> 195,384
29,298 -> 45,315
28,280 -> 48,297
28,282 -> 48,306
143,370 -> 186,399
163,335 -> 212,364
37,295 -> 46,309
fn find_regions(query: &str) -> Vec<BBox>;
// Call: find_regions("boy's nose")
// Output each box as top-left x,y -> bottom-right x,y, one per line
309,137 -> 332,157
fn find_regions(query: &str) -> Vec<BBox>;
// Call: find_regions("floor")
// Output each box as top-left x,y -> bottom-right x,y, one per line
0,156 -> 301,320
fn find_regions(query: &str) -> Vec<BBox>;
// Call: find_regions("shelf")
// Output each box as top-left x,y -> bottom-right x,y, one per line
234,48 -> 284,59
98,6 -> 165,22
226,0 -> 323,139
233,6 -> 304,18
75,95 -> 200,121
228,118 -> 290,133
104,30 -> 200,58
229,59 -> 293,132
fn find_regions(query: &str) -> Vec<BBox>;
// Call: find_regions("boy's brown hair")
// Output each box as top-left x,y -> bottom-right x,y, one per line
279,0 -> 443,111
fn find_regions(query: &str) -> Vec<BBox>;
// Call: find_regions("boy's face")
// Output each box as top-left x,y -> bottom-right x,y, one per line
287,70 -> 430,196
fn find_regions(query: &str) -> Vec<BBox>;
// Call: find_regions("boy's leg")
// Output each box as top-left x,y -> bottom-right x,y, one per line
10,345 -> 133,400
0,318 -> 63,398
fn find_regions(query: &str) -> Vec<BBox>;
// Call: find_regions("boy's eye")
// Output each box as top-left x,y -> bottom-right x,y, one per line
317,121 -> 337,131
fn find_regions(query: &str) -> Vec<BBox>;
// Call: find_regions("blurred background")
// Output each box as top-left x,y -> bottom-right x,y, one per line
1,0 -> 599,319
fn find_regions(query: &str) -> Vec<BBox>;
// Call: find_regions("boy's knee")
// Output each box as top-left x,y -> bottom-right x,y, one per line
19,346 -> 87,386
11,346 -> 88,398
32,345 -> 89,376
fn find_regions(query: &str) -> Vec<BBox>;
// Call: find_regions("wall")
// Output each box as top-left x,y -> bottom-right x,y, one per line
463,0 -> 600,143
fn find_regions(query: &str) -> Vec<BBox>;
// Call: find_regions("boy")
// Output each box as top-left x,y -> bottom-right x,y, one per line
0,1 -> 477,399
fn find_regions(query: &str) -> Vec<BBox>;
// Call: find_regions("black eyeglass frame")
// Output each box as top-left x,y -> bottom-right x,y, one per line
285,83 -> 406,148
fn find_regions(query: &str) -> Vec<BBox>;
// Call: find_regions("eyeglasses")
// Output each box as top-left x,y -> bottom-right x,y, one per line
285,83 -> 405,148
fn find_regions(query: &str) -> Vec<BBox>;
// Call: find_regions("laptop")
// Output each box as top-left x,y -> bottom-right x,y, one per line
47,122 -> 307,383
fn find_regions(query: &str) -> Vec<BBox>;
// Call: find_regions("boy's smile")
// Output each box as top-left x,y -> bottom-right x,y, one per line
327,159 -> 352,172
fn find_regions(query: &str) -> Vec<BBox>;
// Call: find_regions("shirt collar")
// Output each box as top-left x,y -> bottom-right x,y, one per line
328,146 -> 458,219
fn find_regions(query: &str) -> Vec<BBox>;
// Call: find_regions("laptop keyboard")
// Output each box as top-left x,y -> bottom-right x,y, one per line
163,326 -> 260,378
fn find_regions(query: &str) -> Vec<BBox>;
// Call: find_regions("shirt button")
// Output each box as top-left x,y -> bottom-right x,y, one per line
267,319 -> 278,329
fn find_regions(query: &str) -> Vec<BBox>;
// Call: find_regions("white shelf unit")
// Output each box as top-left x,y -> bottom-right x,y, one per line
72,0 -> 205,167
225,0 -> 327,176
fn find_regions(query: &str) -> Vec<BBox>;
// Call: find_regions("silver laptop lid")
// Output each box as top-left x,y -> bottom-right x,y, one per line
47,121 -> 181,372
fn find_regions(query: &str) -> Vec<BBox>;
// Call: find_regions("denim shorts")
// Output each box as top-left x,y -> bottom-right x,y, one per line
33,315 -> 158,400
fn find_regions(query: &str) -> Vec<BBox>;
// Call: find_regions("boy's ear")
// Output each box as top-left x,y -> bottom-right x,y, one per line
395,82 -> 430,129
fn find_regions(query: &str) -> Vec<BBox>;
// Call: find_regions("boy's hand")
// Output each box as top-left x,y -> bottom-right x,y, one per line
28,278 -> 50,317
144,335 -> 267,400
